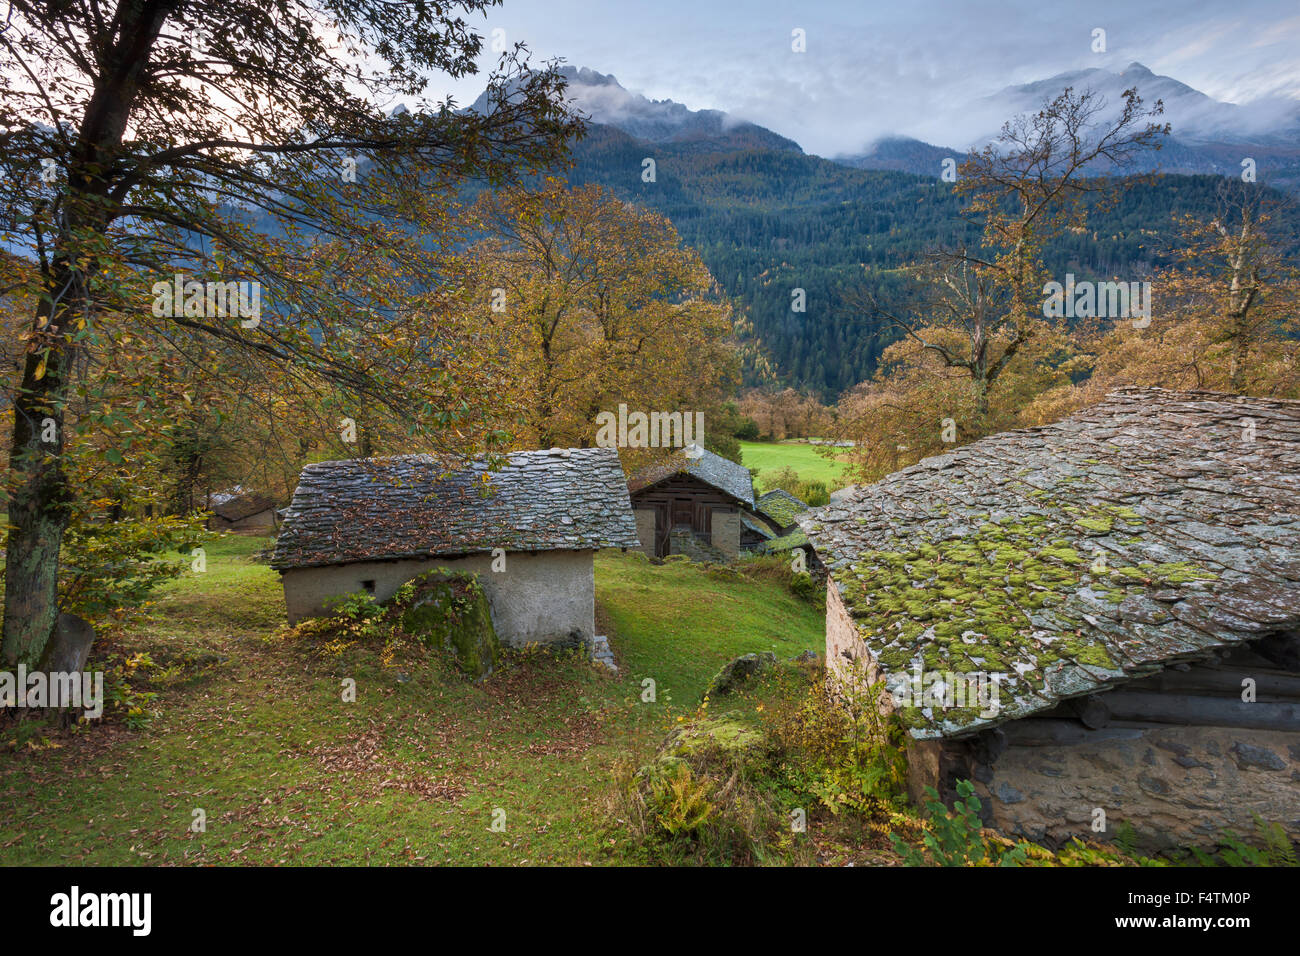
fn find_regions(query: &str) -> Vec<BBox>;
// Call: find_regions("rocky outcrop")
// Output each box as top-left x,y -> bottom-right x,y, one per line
399,572 -> 500,680
705,652 -> 778,698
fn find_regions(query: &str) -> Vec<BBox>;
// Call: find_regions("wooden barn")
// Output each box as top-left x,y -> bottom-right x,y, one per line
800,387 -> 1300,851
627,447 -> 754,561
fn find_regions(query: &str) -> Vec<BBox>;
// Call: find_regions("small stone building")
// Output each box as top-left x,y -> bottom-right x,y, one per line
207,491 -> 277,532
272,447 -> 640,646
800,387 -> 1300,851
627,447 -> 755,561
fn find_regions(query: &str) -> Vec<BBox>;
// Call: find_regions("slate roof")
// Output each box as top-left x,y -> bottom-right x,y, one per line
272,447 -> 640,571
627,446 -> 755,508
740,512 -> 775,540
798,387 -> 1300,740
761,529 -> 810,552
210,493 -> 276,522
756,489 -> 810,529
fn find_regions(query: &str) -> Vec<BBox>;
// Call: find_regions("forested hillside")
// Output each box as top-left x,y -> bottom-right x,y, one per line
562,123 -> 1298,397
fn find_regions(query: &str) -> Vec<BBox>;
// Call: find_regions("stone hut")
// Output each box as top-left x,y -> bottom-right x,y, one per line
207,491 -> 277,532
799,387 -> 1300,851
272,447 -> 640,646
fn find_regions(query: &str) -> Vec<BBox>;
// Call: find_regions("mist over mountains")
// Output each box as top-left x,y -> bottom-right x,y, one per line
450,61 -> 1300,397
540,62 -> 1300,191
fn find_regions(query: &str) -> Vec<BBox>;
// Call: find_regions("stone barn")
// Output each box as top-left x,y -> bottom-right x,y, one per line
799,387 -> 1300,852
627,446 -> 755,561
207,491 -> 277,532
271,447 -> 640,647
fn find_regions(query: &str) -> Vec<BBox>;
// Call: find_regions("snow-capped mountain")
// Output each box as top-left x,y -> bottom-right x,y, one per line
471,65 -> 802,154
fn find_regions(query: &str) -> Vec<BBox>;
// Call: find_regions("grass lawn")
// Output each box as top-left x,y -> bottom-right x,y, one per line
738,440 -> 852,491
0,535 -> 832,865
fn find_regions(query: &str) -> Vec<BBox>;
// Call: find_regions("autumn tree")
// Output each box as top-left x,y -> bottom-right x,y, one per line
834,327 -> 1081,483
0,1 -> 582,665
1025,183 -> 1300,414
470,181 -> 739,456
851,86 -> 1167,433
1168,183 -> 1299,395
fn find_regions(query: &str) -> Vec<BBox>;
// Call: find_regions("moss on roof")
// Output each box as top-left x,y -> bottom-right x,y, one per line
761,529 -> 809,552
799,387 -> 1300,740
756,488 -> 809,529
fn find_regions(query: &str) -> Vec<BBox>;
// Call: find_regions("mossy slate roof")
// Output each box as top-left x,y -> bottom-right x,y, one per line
756,488 -> 810,529
798,387 -> 1300,740
210,492 -> 276,522
761,529 -> 809,552
627,446 -> 755,508
272,447 -> 639,571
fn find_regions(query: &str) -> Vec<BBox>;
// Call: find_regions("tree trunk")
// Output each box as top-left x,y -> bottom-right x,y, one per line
1,0 -> 174,665
1228,313 -> 1249,395
2,273 -> 78,666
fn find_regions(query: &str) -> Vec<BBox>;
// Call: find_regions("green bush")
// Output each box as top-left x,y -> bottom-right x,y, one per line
58,512 -> 209,621
890,780 -> 1032,866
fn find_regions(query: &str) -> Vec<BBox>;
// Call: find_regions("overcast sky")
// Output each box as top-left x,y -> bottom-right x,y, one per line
421,0 -> 1300,156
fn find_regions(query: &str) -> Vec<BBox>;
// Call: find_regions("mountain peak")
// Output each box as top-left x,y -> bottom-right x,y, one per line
557,65 -> 623,89
490,64 -> 804,154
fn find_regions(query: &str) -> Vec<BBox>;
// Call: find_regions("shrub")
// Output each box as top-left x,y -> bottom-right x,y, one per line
769,669 -> 907,818
889,780 -> 1032,866
275,569 -> 499,678
58,512 -> 209,622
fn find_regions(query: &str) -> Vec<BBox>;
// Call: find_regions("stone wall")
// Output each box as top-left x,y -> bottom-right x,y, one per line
711,511 -> 741,559
826,580 -> 876,685
973,724 -> 1300,852
633,507 -> 657,559
281,549 -> 596,647
824,581 -> 1300,850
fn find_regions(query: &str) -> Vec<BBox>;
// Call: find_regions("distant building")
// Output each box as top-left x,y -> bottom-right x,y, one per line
800,387 -> 1300,851
627,447 -> 819,563
627,446 -> 754,561
207,490 -> 277,532
272,448 -> 640,647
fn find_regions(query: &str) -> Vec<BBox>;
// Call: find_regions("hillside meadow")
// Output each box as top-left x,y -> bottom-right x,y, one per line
0,534 -> 898,866
739,440 -> 852,491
